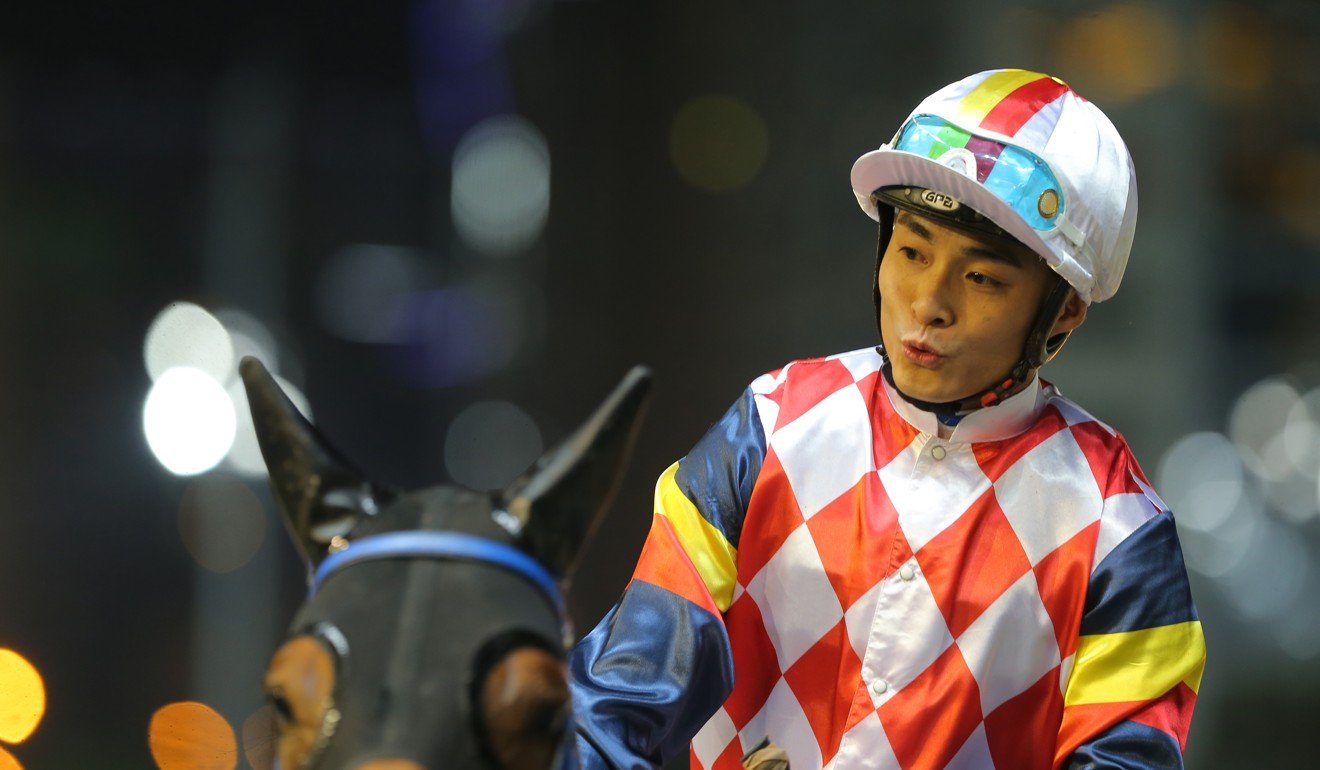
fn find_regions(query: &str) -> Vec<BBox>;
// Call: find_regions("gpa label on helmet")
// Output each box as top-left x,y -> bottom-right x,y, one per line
919,189 -> 961,212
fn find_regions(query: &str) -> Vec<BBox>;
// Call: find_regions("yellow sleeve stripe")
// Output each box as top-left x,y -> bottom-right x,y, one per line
654,462 -> 739,612
1065,620 -> 1206,706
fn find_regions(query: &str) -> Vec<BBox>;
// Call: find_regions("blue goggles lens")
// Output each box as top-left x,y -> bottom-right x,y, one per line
891,114 -> 1065,232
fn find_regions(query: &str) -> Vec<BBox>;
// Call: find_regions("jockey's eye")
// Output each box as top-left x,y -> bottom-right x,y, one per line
264,634 -> 340,770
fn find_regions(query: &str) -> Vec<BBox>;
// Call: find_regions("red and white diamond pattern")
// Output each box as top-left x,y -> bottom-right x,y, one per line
691,349 -> 1158,770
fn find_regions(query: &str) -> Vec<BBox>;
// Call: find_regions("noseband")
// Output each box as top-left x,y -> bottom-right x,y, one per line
309,530 -> 568,631
286,531 -> 572,769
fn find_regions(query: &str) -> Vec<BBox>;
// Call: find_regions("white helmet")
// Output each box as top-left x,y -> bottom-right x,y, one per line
850,68 -> 1137,305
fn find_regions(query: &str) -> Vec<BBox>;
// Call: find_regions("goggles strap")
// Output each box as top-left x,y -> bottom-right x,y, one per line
1056,214 -> 1086,249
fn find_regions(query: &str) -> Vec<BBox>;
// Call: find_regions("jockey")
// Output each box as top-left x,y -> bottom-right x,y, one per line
569,69 -> 1205,770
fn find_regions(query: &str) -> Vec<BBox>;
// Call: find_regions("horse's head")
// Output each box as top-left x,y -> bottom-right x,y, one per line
241,358 -> 651,770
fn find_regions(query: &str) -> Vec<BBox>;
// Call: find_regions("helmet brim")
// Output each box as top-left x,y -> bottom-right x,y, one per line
851,147 -> 1092,303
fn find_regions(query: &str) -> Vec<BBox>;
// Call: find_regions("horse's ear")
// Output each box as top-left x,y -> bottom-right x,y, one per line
501,366 -> 652,579
240,357 -> 387,569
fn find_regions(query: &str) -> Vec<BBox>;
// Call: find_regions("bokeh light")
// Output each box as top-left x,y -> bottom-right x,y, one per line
444,400 -> 543,490
214,308 -> 280,377
143,368 -> 238,476
0,649 -> 45,744
1053,3 -> 1184,103
1267,144 -> 1320,245
240,705 -> 277,770
1157,430 -> 1262,579
1267,472 -> 1319,525
1164,369 -> 1320,657
1156,431 -> 1245,534
148,701 -> 237,770
451,115 -> 551,256
1229,378 -> 1299,483
144,302 -> 235,384
387,280 -> 527,388
178,474 -> 267,573
225,373 -> 313,478
1218,519 -> 1309,623
0,747 -> 22,770
1277,390 -> 1320,475
1194,5 -> 1275,103
313,244 -> 426,343
1176,495 -> 1258,580
1283,387 -> 1320,479
669,94 -> 769,193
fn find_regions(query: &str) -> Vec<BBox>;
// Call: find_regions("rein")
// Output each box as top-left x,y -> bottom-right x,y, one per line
309,531 -> 567,624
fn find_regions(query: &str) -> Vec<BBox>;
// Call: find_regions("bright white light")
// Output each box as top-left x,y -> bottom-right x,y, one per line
215,308 -> 280,375
1229,378 -> 1300,483
144,302 -> 234,383
143,368 -> 237,476
1156,431 -> 1244,533
451,115 -> 550,257
226,375 -> 312,478
444,401 -> 543,491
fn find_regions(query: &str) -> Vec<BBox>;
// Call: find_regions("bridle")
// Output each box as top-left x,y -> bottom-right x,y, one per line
310,530 -> 569,637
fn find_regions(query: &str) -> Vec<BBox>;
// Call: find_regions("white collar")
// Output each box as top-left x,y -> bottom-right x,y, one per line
881,373 -> 1047,444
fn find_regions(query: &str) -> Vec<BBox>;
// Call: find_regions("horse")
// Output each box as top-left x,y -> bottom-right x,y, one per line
241,356 -> 651,770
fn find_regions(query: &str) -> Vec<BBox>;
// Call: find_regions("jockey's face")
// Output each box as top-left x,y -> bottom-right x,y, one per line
878,210 -> 1085,405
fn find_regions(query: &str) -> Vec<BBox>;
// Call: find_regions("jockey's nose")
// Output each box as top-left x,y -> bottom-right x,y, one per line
351,760 -> 427,770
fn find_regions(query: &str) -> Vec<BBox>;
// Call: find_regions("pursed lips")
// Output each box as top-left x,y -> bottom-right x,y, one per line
901,337 -> 947,367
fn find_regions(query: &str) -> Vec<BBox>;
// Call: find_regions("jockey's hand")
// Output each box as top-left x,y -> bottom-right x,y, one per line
741,739 -> 790,770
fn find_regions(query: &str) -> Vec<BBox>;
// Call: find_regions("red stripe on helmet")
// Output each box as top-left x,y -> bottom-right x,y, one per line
979,76 -> 1071,137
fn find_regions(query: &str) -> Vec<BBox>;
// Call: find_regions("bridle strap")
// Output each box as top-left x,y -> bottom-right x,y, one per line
309,531 -> 566,621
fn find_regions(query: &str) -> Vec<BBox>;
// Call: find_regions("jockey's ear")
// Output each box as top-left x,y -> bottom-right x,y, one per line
500,366 -> 652,580
240,357 -> 390,572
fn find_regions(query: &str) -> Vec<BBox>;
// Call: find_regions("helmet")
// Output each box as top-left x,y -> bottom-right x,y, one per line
850,69 -> 1138,414
851,68 -> 1137,305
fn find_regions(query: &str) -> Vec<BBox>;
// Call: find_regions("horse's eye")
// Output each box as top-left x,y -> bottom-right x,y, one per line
479,646 -> 570,770
523,696 -> 569,741
264,635 -> 339,770
266,689 -> 295,723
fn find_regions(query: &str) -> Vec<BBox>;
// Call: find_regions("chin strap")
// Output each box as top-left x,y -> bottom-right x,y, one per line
872,207 -> 1074,418
878,346 -> 1035,416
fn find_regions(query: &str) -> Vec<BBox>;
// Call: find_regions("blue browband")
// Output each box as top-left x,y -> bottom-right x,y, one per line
309,531 -> 566,621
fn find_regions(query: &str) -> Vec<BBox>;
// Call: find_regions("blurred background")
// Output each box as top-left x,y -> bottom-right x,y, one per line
0,0 -> 1317,767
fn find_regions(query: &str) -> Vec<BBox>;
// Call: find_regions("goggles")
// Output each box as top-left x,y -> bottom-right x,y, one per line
885,113 -> 1067,233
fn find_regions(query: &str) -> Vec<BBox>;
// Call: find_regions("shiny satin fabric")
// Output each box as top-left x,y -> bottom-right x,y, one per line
571,580 -> 734,768
570,347 -> 1203,770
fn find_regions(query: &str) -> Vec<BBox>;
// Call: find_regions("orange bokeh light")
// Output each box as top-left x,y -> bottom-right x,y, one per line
0,649 -> 45,744
148,701 -> 237,770
0,746 -> 24,770
1054,2 -> 1184,103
